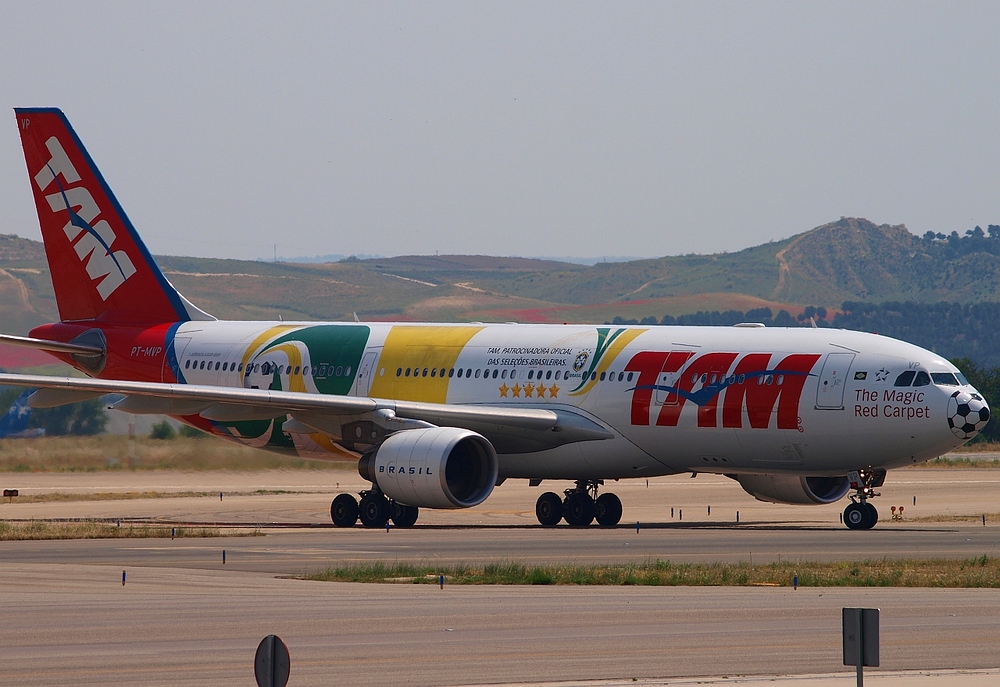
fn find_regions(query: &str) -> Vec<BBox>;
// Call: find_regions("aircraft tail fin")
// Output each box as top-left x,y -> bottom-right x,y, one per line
14,108 -> 213,325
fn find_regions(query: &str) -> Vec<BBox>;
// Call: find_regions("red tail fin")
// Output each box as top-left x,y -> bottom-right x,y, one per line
14,108 -> 213,324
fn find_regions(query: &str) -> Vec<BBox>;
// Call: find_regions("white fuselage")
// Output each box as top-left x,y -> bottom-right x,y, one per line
169,321 -> 971,480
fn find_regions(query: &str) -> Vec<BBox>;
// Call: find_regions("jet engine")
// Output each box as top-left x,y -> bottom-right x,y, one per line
359,426 -> 499,509
733,474 -> 850,505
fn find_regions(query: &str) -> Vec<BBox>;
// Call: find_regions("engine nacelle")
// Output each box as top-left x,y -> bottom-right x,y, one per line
734,474 -> 850,505
359,427 -> 499,509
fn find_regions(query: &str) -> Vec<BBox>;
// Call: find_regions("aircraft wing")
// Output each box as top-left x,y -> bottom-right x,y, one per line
0,373 -> 612,453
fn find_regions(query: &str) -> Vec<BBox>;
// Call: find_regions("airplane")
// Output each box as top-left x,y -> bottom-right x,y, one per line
0,390 -> 45,439
0,107 -> 990,531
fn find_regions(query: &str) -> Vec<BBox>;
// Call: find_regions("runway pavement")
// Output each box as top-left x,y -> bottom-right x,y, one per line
1,564 -> 998,687
1,467 -> 998,685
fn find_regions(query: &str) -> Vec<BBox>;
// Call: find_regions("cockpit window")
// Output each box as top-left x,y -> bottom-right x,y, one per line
956,372 -> 970,385
894,370 -> 916,387
913,371 -> 931,386
931,372 -> 959,386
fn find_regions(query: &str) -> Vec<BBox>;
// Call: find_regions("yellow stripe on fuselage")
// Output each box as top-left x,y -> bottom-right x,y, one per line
369,325 -> 484,403
569,328 -> 647,396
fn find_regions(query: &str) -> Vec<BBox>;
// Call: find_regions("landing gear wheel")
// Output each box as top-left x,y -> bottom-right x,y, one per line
536,492 -> 563,526
359,493 -> 391,528
331,493 -> 359,527
563,492 -> 596,526
390,502 -> 419,528
844,503 -> 866,530
863,502 -> 878,529
594,492 -> 623,527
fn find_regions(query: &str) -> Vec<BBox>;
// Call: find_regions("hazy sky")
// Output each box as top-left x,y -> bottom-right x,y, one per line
2,2 -> 999,261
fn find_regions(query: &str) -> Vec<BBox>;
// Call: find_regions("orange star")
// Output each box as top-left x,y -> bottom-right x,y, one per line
511,383 -> 522,398
524,383 -> 535,398
549,383 -> 559,398
498,383 -> 510,398
537,384 -> 548,398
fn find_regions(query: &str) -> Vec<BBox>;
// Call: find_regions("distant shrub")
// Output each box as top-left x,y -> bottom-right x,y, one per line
150,421 -> 176,440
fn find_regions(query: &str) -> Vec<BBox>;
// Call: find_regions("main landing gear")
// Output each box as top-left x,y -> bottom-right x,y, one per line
330,489 -> 419,528
535,480 -> 623,527
842,468 -> 886,531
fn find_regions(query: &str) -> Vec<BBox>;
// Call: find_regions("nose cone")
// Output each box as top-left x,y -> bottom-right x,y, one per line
947,390 -> 991,440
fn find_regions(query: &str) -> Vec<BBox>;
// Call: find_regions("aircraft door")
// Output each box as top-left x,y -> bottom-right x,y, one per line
815,352 -> 855,410
654,366 -> 682,406
353,350 -> 380,397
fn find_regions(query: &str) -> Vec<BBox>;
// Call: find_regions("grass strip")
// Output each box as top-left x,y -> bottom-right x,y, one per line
0,521 -> 261,540
4,489 -> 312,503
913,456 -> 1000,469
306,557 -> 1000,588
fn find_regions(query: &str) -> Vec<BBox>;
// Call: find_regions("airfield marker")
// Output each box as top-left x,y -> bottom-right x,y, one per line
121,570 -> 126,586
439,574 -> 444,589
736,511 -> 740,523
793,575 -> 798,590
222,550 -> 226,565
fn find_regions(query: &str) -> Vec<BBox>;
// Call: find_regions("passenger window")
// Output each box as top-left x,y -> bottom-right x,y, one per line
457,368 -> 463,378
222,362 -> 228,371
600,372 -> 606,381
396,368 -> 402,377
501,370 -> 507,379
449,368 -> 454,378
931,372 -> 959,386
405,368 -> 411,377
431,368 -> 437,377
894,371 -> 916,387
184,360 -> 190,369
319,364 -> 328,375
618,372 -> 625,382
294,366 -> 301,375
440,368 -> 445,377
422,368 -> 428,377
493,369 -> 499,379
627,372 -> 634,382
484,369 -> 490,378
345,366 -> 351,376
216,362 -> 221,371
913,371 -> 931,387
528,370 -> 534,380
475,369 -> 481,379
238,363 -> 244,372
200,360 -> 206,370
510,370 -> 517,379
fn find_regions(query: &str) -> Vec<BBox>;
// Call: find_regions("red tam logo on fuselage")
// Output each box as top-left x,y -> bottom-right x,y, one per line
32,136 -> 136,300
624,351 -> 821,429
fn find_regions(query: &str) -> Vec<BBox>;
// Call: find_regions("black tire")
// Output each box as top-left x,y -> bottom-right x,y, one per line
862,502 -> 878,530
594,492 -> 623,527
391,502 -> 419,528
563,492 -> 596,526
359,493 -> 391,528
844,502 -> 866,530
535,491 -> 563,526
331,493 -> 359,527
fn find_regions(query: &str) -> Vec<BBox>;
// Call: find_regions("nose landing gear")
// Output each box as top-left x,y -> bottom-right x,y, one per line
535,480 -> 623,527
843,468 -> 885,530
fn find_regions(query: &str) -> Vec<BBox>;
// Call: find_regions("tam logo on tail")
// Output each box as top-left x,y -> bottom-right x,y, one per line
15,108 -> 214,325
31,134 -> 137,300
